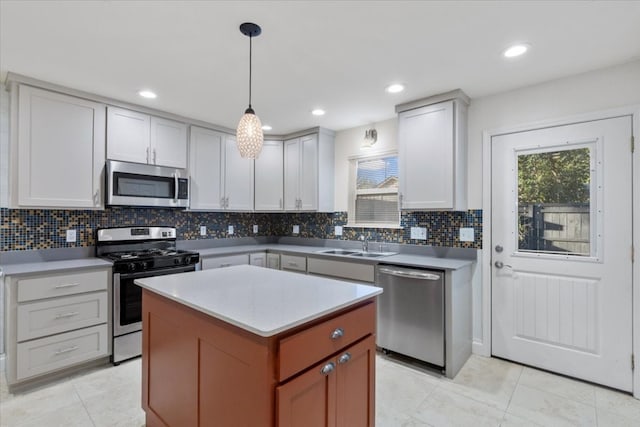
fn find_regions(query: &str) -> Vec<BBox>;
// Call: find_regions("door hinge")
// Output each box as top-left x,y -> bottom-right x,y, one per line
632,353 -> 635,371
632,245 -> 635,263
632,135 -> 635,153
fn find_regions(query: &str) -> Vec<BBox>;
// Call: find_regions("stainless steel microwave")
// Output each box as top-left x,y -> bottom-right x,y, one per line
106,160 -> 189,208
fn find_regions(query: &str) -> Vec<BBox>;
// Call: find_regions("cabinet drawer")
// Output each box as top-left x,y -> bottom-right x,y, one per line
201,254 -> 249,270
17,269 -> 109,302
307,258 -> 375,283
17,291 -> 108,341
280,254 -> 306,272
278,302 -> 375,381
16,324 -> 109,380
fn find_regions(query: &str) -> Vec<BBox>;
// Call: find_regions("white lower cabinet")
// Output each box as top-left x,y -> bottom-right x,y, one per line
201,254 -> 249,270
4,267 -> 111,386
249,252 -> 267,267
266,253 -> 281,270
306,257 -> 375,283
280,254 -> 307,273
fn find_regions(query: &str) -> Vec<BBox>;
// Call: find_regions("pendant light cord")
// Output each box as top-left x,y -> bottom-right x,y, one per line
248,35 -> 252,109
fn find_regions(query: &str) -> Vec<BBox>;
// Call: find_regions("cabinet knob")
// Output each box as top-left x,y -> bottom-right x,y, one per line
331,328 -> 344,340
338,352 -> 351,364
320,362 -> 335,375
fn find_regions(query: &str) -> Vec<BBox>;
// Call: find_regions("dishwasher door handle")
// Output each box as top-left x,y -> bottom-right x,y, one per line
378,267 -> 441,281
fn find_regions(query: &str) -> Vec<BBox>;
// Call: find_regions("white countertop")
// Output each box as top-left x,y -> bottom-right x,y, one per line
0,258 -> 113,276
135,264 -> 383,337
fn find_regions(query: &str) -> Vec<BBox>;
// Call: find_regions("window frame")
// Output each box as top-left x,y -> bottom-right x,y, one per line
346,150 -> 401,229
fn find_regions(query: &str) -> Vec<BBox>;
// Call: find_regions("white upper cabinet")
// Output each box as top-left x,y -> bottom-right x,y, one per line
107,106 -> 187,169
397,90 -> 468,210
15,85 -> 105,209
189,126 -> 254,211
255,140 -> 284,211
283,129 -> 334,212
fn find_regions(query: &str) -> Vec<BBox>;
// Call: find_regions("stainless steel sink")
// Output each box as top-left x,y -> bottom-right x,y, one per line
348,252 -> 387,258
317,249 -> 358,255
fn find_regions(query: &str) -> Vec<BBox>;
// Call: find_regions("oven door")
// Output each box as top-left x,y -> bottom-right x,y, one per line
113,265 -> 195,337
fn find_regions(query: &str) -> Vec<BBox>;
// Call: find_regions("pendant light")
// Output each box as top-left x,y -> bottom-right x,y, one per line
236,22 -> 264,159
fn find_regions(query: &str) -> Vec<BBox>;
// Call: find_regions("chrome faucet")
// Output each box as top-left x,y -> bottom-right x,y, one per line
361,235 -> 369,252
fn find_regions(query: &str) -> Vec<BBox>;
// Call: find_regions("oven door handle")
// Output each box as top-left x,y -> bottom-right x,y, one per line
118,265 -> 196,280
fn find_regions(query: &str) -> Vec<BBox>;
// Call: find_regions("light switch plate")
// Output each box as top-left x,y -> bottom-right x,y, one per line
410,227 -> 427,240
292,225 -> 300,234
460,227 -> 475,242
253,225 -> 259,234
200,225 -> 207,236
66,229 -> 77,243
334,226 -> 343,236
228,225 -> 234,235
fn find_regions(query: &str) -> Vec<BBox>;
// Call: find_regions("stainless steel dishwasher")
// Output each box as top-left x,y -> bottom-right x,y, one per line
376,264 -> 444,367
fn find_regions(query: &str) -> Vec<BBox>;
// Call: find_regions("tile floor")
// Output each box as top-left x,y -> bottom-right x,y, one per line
2,354 -> 640,426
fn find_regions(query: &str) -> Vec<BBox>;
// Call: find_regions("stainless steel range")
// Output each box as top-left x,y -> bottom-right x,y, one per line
96,226 -> 199,364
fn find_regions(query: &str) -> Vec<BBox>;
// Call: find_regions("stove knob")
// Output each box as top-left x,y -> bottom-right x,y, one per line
174,258 -> 181,265
128,263 -> 137,272
140,261 -> 148,270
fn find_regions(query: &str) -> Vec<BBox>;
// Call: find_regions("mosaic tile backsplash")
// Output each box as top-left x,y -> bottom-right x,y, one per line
0,207 -> 482,252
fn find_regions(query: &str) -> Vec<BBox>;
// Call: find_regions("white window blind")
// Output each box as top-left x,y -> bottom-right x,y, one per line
354,156 -> 399,225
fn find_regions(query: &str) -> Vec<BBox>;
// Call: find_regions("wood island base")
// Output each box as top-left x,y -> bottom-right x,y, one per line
141,289 -> 377,427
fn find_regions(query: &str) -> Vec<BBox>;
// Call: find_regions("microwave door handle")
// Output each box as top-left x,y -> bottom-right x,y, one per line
173,173 -> 179,200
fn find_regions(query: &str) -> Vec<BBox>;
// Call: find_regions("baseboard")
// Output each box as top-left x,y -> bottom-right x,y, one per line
472,340 -> 490,357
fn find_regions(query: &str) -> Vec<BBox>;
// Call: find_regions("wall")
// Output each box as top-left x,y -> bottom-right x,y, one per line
467,59 -> 640,208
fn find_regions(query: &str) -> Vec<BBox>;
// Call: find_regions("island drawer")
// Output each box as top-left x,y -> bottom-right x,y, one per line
16,323 -> 108,380
280,254 -> 306,272
17,269 -> 109,302
17,291 -> 108,341
278,302 -> 375,381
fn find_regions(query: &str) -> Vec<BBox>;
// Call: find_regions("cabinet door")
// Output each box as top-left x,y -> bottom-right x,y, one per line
18,86 -> 105,208
255,140 -> 284,211
106,107 -> 150,164
283,138 -> 300,210
249,252 -> 266,267
201,254 -> 249,270
266,253 -> 281,270
299,134 -> 318,210
336,336 -> 376,427
224,135 -> 254,211
189,126 -> 224,210
398,101 -> 454,209
277,357 -> 337,427
151,116 -> 187,169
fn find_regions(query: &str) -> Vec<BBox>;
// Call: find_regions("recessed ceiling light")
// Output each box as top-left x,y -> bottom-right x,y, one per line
503,44 -> 530,58
385,83 -> 405,94
311,109 -> 326,116
138,90 -> 157,99
261,125 -> 272,131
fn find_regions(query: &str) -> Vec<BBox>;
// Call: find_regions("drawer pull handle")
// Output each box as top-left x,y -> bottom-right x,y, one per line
320,362 -> 335,375
288,262 -> 298,267
220,263 -> 232,268
54,345 -> 79,355
338,352 -> 352,364
54,283 -> 80,289
55,311 -> 80,319
331,328 -> 344,340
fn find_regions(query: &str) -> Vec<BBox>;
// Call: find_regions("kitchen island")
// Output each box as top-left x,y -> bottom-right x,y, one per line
135,264 -> 382,427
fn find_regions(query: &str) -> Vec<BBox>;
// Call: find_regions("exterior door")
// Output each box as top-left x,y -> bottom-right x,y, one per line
491,116 -> 633,391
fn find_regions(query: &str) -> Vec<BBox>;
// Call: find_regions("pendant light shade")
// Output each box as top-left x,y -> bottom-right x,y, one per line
236,22 -> 264,159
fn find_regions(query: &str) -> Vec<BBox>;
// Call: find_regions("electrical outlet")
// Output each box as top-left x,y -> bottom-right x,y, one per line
253,225 -> 259,234
200,225 -> 207,236
460,227 -> 475,242
334,226 -> 343,236
410,227 -> 427,240
292,225 -> 300,234
66,229 -> 77,243
228,225 -> 234,235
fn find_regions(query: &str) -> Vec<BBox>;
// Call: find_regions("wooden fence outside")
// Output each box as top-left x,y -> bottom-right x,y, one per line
518,203 -> 590,255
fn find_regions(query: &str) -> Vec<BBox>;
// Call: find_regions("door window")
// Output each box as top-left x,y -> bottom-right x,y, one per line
517,144 -> 599,257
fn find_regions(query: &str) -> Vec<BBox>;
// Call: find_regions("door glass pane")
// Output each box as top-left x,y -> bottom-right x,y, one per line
517,147 -> 591,256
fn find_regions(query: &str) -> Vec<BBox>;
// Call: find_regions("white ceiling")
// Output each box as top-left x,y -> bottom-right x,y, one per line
2,1 -> 639,135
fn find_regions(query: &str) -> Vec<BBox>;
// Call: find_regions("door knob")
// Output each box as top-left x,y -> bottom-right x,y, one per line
494,261 -> 512,269
495,245 -> 503,253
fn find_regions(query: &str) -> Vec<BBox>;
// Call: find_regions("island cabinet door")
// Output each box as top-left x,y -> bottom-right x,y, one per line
277,335 -> 375,427
277,356 -> 337,427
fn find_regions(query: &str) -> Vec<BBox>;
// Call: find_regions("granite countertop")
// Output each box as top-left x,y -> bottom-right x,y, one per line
135,264 -> 382,337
